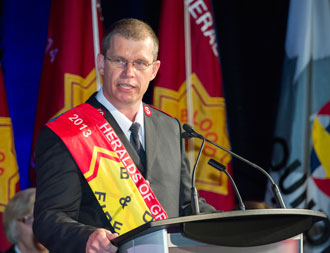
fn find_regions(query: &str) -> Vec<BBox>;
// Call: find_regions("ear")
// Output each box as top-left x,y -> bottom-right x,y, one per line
150,60 -> 160,81
97,53 -> 105,75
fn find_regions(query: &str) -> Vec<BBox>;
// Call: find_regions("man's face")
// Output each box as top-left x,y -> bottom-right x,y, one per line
97,34 -> 160,111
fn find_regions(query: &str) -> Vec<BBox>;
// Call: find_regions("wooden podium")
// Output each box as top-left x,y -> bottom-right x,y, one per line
112,209 -> 327,252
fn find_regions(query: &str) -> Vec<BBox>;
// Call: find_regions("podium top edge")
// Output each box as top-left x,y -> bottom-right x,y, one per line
111,208 -> 327,246
153,208 -> 327,225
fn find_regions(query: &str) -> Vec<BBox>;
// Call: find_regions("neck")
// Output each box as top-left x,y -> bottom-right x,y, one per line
115,103 -> 140,122
100,89 -> 141,122
120,108 -> 138,122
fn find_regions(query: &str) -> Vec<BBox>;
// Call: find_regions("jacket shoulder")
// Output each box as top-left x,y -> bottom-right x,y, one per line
145,104 -> 175,119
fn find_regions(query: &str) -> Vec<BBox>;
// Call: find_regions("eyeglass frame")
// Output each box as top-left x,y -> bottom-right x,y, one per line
104,56 -> 155,71
17,214 -> 34,225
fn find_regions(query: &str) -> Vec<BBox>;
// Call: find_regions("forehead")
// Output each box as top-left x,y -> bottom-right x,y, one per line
108,35 -> 154,60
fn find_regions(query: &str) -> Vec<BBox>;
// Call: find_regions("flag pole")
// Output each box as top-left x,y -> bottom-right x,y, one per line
91,0 -> 102,90
184,0 -> 195,173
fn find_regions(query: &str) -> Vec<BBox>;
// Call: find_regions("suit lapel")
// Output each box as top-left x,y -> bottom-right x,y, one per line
144,107 -> 160,178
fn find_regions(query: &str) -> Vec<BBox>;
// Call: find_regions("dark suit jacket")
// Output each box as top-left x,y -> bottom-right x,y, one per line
33,94 -> 215,252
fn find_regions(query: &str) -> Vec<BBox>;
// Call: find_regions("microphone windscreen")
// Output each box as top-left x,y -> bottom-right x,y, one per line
181,132 -> 192,139
183,123 -> 193,132
208,159 -> 226,171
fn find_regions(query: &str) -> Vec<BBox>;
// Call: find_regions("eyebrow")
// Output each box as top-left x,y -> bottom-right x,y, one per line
109,55 -> 151,62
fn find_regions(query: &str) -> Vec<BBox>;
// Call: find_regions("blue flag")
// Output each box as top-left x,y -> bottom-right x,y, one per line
266,0 -> 330,252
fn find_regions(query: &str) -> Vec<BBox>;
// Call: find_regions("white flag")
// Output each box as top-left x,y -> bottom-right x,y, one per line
266,0 -> 330,252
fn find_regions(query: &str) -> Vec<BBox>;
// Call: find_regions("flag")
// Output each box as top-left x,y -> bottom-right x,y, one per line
29,0 -> 104,185
266,0 -> 330,251
153,0 -> 234,211
0,67 -> 20,251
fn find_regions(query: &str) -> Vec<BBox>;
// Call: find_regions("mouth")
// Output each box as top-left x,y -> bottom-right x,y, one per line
118,83 -> 135,90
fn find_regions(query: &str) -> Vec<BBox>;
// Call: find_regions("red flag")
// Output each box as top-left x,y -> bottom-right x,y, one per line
29,0 -> 104,185
153,0 -> 234,210
0,68 -> 20,251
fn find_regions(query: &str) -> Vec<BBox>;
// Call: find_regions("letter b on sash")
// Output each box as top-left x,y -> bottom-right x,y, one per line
120,167 -> 129,179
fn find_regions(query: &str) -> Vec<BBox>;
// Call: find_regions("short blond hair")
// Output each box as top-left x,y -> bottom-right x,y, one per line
102,18 -> 159,61
3,188 -> 36,243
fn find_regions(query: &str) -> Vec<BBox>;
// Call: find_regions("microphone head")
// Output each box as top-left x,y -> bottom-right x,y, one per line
183,123 -> 204,139
182,132 -> 193,139
183,123 -> 193,133
208,158 -> 226,171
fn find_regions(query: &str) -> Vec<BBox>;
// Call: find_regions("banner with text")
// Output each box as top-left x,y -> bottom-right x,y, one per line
0,68 -> 20,251
29,0 -> 104,185
153,0 -> 234,210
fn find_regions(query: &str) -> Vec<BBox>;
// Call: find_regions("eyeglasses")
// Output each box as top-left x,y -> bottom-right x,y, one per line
105,56 -> 154,71
17,214 -> 34,225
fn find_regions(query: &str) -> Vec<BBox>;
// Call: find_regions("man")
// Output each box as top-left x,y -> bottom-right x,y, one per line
33,18 -> 215,253
3,188 -> 48,253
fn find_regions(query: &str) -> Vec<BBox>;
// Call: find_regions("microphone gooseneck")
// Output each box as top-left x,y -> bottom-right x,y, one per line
208,159 -> 245,211
182,123 -> 286,209
188,133 -> 205,215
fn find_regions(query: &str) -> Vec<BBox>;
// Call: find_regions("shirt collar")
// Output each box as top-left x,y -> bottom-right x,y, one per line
14,245 -> 21,253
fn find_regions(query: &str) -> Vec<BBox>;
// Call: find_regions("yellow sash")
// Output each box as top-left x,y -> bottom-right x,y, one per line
47,103 -> 168,235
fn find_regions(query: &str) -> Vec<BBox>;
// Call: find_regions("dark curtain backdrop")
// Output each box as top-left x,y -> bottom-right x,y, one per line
1,0 -> 289,203
214,1 -> 289,202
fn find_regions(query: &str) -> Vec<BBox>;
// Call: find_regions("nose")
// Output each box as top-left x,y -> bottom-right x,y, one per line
123,62 -> 135,77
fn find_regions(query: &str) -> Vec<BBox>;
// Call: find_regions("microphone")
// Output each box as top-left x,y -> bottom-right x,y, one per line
208,159 -> 245,210
182,123 -> 286,209
181,131 -> 193,139
183,124 -> 203,138
183,130 -> 206,215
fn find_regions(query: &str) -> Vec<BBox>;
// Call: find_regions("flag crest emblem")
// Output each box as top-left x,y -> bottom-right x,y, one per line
154,73 -> 231,195
311,100 -> 330,197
